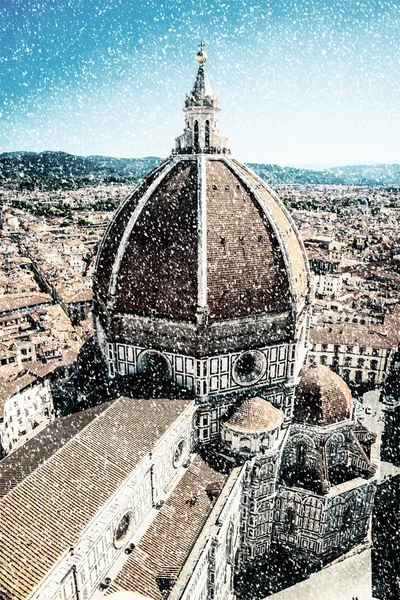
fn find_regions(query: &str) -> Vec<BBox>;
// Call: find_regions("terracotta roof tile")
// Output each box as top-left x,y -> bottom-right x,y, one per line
310,322 -> 399,349
224,396 -> 284,433
0,404 -> 111,497
0,373 -> 37,417
107,455 -> 228,599
206,159 -> 290,319
231,160 -> 309,305
294,364 -> 353,426
0,293 -> 52,315
114,161 -> 198,320
94,155 -> 308,324
0,398 -> 192,600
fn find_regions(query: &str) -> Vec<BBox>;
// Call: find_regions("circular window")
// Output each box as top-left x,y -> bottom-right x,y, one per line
173,439 -> 187,468
232,350 -> 266,386
114,511 -> 133,547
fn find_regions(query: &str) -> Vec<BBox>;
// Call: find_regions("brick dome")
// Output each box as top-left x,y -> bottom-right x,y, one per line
93,155 -> 308,324
224,396 -> 284,434
294,364 -> 353,426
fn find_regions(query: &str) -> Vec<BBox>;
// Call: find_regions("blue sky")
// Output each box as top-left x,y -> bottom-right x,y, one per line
1,0 -> 400,166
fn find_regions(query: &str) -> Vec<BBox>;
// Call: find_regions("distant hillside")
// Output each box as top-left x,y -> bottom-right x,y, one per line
0,151 -> 163,190
247,163 -> 345,186
248,163 -> 400,187
326,163 -> 400,186
1,151 -> 399,190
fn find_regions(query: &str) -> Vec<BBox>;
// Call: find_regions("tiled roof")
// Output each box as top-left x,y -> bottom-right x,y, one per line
231,160 -> 309,305
114,160 -> 199,320
0,404 -> 111,497
224,396 -> 284,433
0,293 -> 52,315
294,364 -> 353,426
205,159 -> 290,319
94,161 -> 172,304
310,322 -> 398,349
107,455 -> 228,600
94,155 -> 309,323
0,397 -> 192,600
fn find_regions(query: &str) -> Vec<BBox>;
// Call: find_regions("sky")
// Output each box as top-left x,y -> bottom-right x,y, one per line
1,0 -> 400,166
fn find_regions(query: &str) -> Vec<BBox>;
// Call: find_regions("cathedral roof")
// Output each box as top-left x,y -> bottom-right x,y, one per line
94,155 -> 308,323
106,455 -> 229,599
294,364 -> 353,426
224,396 -> 284,434
0,397 -> 193,600
0,403 -> 111,497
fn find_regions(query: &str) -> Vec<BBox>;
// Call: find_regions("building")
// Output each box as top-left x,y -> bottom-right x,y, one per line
309,321 -> 396,388
0,47 -> 377,600
0,367 -> 54,454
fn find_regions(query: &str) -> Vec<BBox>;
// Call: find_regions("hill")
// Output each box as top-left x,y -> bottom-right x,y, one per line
1,151 -> 399,190
0,151 -> 163,190
248,163 -> 400,187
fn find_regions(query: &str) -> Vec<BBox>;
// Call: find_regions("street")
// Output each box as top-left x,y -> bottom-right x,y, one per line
266,549 -> 374,600
361,389 -> 400,481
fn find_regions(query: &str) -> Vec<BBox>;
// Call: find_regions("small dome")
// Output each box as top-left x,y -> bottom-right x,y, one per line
224,396 -> 284,434
294,364 -> 353,426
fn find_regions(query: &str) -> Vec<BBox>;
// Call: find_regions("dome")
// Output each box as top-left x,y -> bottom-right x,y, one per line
93,51 -> 310,370
94,155 -> 308,324
224,396 -> 284,434
294,364 -> 353,426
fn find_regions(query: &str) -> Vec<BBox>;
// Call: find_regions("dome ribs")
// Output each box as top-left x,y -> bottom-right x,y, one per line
231,159 -> 309,308
94,154 -> 309,334
206,159 -> 291,320
114,160 -> 199,320
224,396 -> 284,433
95,159 -> 172,304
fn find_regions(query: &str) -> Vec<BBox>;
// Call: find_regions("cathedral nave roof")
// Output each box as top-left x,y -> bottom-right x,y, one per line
0,397 -> 192,600
106,455 -> 229,600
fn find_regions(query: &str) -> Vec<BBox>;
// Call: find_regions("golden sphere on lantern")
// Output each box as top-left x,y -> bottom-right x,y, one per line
196,50 -> 207,65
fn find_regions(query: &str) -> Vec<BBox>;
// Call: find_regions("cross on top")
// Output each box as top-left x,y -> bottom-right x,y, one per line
198,40 -> 206,52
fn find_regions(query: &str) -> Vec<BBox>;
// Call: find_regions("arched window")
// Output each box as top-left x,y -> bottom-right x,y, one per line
205,120 -> 210,148
137,350 -> 171,383
114,511 -> 133,547
285,507 -> 296,533
261,435 -> 271,449
297,443 -> 307,467
239,437 -> 251,453
173,439 -> 186,468
326,432 -> 345,466
227,521 -> 235,563
194,120 -> 199,149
